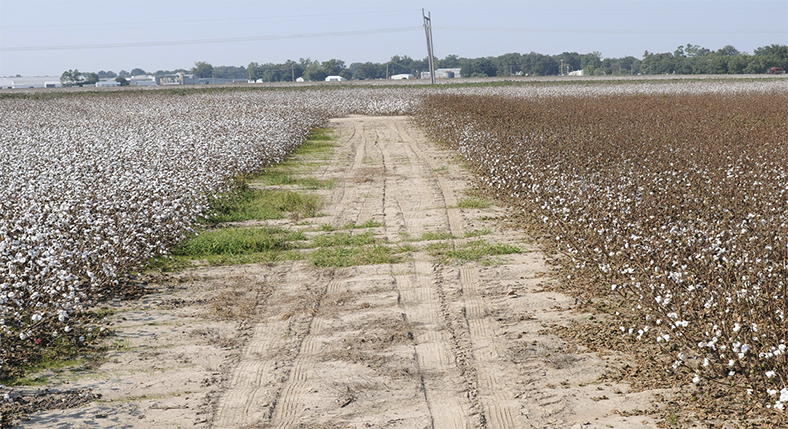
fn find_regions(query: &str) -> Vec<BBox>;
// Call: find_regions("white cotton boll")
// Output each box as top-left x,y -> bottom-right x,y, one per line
692,374 -> 700,383
766,371 -> 777,378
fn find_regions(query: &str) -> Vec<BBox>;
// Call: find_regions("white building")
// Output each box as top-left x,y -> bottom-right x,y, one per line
129,75 -> 156,86
325,75 -> 345,82
420,68 -> 461,79
96,80 -> 120,87
390,74 -> 415,80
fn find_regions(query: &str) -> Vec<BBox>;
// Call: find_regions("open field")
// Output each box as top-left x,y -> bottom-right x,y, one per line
2,78 -> 788,427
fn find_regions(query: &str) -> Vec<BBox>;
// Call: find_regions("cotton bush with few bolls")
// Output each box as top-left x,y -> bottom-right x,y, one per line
414,80 -> 788,411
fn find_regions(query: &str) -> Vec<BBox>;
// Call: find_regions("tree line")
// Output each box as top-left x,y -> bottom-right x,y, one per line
62,43 -> 788,85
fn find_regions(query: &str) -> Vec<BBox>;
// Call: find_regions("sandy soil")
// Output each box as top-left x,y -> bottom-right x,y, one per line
11,116 -> 672,429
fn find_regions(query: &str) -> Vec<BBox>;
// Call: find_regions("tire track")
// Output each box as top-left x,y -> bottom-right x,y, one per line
376,118 -> 480,429
211,268 -> 329,429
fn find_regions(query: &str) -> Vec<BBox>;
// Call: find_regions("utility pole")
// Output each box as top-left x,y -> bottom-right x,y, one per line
423,9 -> 435,84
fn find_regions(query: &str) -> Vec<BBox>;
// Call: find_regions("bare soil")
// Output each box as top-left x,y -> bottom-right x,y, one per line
9,116 -> 673,429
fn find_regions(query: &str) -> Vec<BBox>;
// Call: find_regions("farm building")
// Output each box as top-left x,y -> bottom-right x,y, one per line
1,76 -> 61,89
325,76 -> 345,82
96,80 -> 120,87
156,73 -> 196,85
420,68 -> 462,79
390,74 -> 415,80
129,75 -> 156,86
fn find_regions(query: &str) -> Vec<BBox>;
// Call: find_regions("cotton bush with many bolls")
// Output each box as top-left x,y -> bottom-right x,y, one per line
0,88 -> 417,375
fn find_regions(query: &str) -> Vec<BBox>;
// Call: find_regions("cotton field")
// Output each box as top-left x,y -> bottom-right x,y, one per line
0,88 -> 417,374
2,79 -> 788,412
415,82 -> 788,410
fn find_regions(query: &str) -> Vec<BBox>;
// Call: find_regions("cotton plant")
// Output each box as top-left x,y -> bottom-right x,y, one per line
414,81 -> 788,409
0,87 -> 420,373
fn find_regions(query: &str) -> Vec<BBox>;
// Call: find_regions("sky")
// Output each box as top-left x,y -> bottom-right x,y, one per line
1,0 -> 787,77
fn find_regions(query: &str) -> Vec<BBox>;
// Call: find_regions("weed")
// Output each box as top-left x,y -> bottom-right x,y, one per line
173,226 -> 305,257
341,220 -> 383,229
310,244 -> 399,267
311,231 -> 377,248
427,240 -> 520,265
206,187 -> 321,223
408,231 -> 455,241
454,197 -> 491,209
465,228 -> 491,238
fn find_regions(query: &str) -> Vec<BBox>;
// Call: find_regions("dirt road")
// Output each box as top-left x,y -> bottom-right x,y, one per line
13,116 -> 669,428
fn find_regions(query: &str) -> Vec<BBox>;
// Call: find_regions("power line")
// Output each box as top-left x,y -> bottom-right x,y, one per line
436,26 -> 785,35
2,9 -> 422,30
0,27 -> 423,52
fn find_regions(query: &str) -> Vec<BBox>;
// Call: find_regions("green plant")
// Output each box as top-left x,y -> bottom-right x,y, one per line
454,197 -> 491,209
465,228 -> 491,238
173,226 -> 305,257
206,188 -> 321,223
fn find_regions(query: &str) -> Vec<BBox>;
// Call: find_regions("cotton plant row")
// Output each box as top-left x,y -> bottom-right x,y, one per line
0,88 -> 418,374
436,77 -> 788,100
415,90 -> 788,410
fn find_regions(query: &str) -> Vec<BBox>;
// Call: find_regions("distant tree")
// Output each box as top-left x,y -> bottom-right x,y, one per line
83,72 -> 99,85
115,76 -> 129,86
684,44 -> 710,57
717,45 -> 740,56
130,68 -> 147,76
59,69 -> 84,87
727,55 -> 749,74
461,58 -> 497,77
192,62 -> 214,78
557,52 -> 582,73
283,60 -> 304,82
352,62 -> 384,80
118,70 -> 130,78
321,59 -> 345,76
494,53 -> 522,76
581,51 -> 602,70
97,70 -> 117,79
524,53 -> 558,76
303,60 -> 327,82
754,44 -> 788,57
247,62 -> 260,81
438,54 -> 461,68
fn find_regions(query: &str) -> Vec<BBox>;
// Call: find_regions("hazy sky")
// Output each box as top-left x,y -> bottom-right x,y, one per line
1,0 -> 787,76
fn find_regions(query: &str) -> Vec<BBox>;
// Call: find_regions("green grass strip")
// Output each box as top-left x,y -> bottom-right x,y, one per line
173,226 -> 306,256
